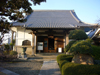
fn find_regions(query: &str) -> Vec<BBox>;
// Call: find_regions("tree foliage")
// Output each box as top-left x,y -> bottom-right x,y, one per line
0,0 -> 33,22
69,29 -> 88,40
70,40 -> 92,55
0,0 -> 46,44
64,41 -> 76,52
32,0 -> 46,5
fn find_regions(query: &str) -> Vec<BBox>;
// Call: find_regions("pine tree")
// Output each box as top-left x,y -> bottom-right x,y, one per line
0,0 -> 46,44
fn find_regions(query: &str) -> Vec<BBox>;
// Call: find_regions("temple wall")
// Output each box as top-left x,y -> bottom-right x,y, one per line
15,27 -> 33,46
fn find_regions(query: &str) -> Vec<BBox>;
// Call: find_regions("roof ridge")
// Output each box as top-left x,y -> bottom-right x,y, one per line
81,21 -> 98,25
70,10 -> 81,23
91,28 -> 99,39
33,10 -> 73,11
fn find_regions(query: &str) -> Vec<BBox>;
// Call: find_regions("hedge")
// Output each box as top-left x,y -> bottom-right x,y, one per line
9,50 -> 18,56
57,54 -> 73,63
57,54 -> 73,72
91,45 -> 100,60
62,62 -> 100,75
57,54 -> 100,75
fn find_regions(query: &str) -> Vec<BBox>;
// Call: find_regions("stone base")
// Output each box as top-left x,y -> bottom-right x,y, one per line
17,53 -> 27,59
17,53 -> 22,58
18,58 -> 27,60
66,52 -> 72,55
72,54 -> 94,65
21,55 -> 27,58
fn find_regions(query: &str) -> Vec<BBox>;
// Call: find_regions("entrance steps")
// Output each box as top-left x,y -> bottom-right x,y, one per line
27,53 -> 65,61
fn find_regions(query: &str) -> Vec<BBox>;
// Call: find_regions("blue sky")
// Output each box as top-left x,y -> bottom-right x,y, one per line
30,0 -> 100,24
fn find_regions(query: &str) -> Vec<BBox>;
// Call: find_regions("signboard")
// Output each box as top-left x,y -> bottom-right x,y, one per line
58,47 -> 62,53
37,42 -> 43,50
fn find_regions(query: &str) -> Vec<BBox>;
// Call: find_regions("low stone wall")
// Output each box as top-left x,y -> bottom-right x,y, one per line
72,54 -> 94,65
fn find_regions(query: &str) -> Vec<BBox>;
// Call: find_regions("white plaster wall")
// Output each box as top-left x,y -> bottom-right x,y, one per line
16,27 -> 32,46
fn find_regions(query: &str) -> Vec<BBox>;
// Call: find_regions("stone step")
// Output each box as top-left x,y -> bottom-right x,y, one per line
27,53 -> 65,60
28,56 -> 57,59
36,53 -> 64,56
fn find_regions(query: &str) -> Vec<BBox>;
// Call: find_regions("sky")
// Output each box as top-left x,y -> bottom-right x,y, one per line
30,0 -> 100,24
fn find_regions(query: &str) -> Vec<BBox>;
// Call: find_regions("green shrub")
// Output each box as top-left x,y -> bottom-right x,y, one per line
3,50 -> 9,55
12,40 -> 15,45
4,44 -> 10,50
57,54 -> 100,75
64,41 -> 76,52
10,43 -> 14,50
69,29 -> 88,40
57,54 -> 67,63
3,55 -> 17,62
57,54 -> 73,63
9,50 -> 18,55
2,50 -> 17,62
70,40 -> 92,55
91,45 -> 100,60
59,60 -> 68,72
62,62 -> 100,75
10,43 -> 14,46
57,54 -> 73,73
86,38 -> 93,43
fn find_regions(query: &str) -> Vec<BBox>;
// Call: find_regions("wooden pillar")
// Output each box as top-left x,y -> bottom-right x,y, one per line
32,33 -> 35,46
63,39 -> 65,48
15,32 -> 16,45
35,36 -> 37,54
13,32 -> 16,51
32,32 -> 35,55
11,31 -> 14,43
65,33 -> 69,45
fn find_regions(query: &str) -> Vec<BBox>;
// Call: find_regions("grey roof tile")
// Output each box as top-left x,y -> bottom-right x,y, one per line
12,10 -> 97,28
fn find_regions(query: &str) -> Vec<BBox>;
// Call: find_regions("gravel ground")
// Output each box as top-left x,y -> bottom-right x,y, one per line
0,60 -> 43,75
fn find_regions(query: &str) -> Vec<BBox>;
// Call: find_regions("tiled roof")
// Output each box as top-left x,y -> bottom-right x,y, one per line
12,10 -> 97,28
90,28 -> 100,38
88,29 -> 97,38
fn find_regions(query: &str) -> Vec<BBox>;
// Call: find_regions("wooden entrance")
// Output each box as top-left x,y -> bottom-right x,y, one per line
44,38 -> 56,53
44,38 -> 48,52
44,37 -> 64,53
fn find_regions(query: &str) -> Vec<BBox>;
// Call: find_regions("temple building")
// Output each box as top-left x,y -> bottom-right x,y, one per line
11,10 -> 98,55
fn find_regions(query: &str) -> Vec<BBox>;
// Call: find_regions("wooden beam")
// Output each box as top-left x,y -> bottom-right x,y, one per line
35,31 -> 66,35
31,28 -> 73,36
